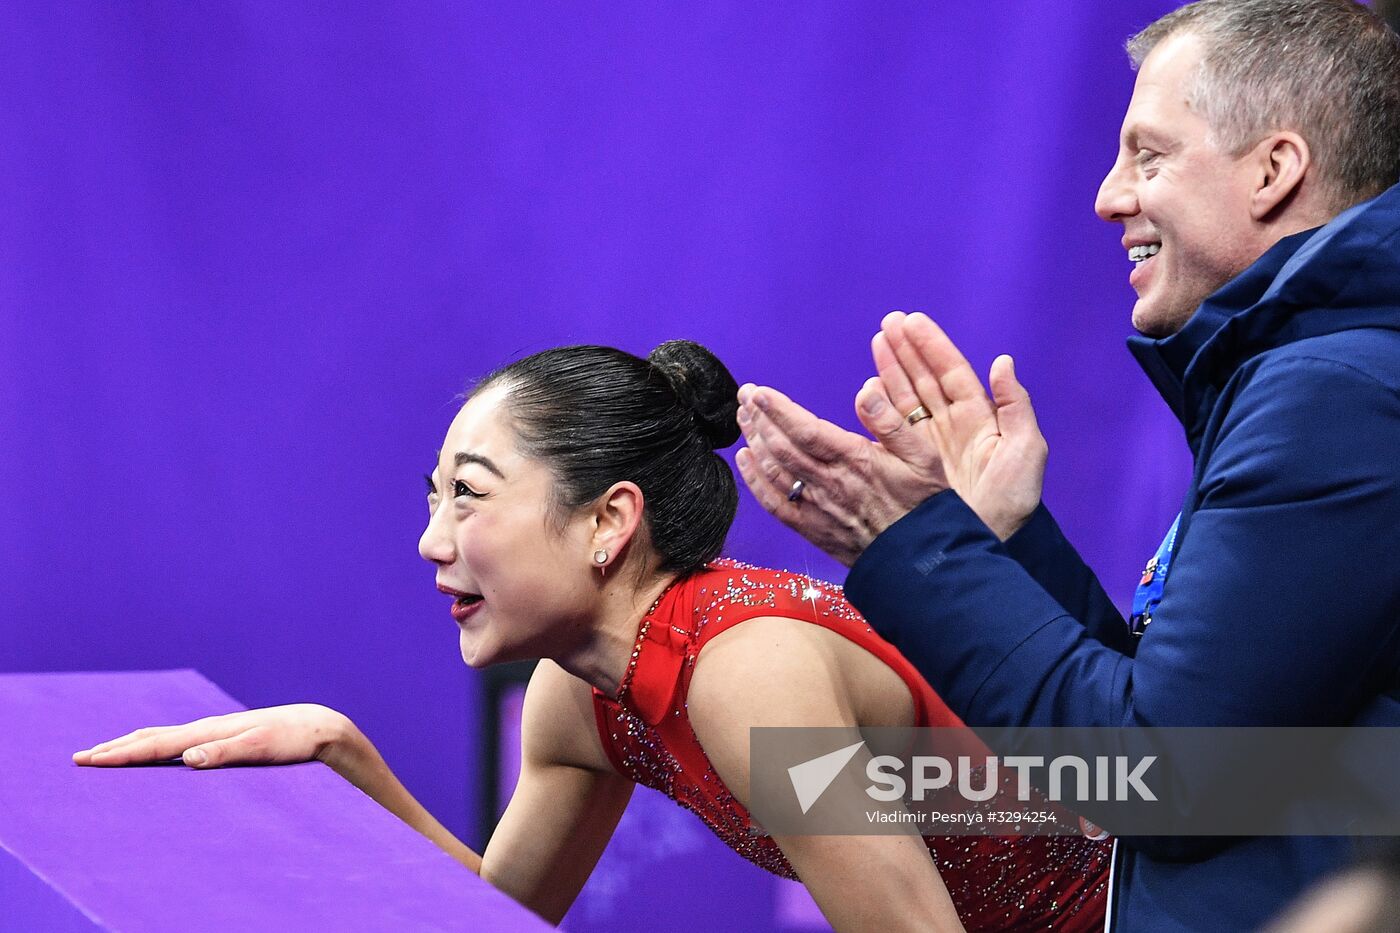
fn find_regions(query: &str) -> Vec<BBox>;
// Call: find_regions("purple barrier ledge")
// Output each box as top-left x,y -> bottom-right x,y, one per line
0,670 -> 550,932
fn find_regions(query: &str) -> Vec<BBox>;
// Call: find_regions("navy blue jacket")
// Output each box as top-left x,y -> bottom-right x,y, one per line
846,182 -> 1400,931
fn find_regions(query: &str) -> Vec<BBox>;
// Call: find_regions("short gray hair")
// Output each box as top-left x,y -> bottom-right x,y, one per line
1128,0 -> 1400,208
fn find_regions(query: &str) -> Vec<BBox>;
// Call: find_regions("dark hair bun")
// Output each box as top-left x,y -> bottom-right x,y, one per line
648,340 -> 741,450
475,342 -> 741,575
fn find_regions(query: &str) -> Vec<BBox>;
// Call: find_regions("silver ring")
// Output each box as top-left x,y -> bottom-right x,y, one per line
787,479 -> 805,502
905,405 -> 931,425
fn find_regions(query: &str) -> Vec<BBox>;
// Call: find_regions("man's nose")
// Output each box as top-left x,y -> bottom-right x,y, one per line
1095,155 -> 1138,223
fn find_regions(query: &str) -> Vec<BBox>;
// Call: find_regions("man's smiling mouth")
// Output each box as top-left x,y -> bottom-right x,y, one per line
1128,243 -> 1161,264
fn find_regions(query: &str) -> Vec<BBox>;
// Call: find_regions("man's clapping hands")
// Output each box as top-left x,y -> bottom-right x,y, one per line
736,311 -> 1048,564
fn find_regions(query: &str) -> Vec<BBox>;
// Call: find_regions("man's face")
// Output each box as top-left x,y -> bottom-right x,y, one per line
1096,33 -> 1269,337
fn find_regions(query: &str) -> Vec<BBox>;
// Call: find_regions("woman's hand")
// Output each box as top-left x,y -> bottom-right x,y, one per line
72,704 -> 354,770
73,703 -> 486,874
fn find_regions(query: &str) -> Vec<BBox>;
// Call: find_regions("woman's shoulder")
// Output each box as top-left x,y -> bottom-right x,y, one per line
689,613 -> 915,733
683,560 -> 917,727
686,616 -> 859,763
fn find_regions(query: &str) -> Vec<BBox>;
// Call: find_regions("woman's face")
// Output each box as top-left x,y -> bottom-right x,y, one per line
418,385 -> 599,667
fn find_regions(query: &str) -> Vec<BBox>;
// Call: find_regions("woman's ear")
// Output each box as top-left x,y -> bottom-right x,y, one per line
589,481 -> 645,572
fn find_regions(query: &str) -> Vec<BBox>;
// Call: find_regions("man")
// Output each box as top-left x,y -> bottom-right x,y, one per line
735,1 -> 1400,930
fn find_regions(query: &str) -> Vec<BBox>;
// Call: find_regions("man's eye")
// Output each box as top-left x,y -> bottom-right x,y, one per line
1135,149 -> 1159,167
453,480 -> 483,499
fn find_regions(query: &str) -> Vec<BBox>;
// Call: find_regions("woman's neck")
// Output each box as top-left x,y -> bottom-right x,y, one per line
550,568 -> 678,697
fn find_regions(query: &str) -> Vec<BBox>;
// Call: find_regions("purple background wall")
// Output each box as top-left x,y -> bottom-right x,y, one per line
3,2 -> 1188,929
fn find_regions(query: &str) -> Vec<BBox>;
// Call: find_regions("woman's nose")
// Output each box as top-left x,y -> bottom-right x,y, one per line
418,508 -> 454,565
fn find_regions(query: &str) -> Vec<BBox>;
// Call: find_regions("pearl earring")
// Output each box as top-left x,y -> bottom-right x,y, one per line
593,549 -> 609,565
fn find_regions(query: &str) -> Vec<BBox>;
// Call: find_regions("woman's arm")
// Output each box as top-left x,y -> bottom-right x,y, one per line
478,659 -> 634,924
73,661 -> 632,922
687,616 -> 966,933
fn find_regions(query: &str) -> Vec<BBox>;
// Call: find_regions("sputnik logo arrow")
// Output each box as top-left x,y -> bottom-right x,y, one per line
787,741 -> 866,814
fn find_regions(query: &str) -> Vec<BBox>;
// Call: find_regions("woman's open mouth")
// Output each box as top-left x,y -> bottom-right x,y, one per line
437,582 -> 485,623
450,593 -> 484,623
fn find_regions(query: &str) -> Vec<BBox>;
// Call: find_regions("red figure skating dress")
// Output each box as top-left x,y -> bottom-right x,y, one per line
592,560 -> 1110,932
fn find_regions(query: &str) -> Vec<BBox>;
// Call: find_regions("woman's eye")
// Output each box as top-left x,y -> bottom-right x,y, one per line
453,479 -> 483,499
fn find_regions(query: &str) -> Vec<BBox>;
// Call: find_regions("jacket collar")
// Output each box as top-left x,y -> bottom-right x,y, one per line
1127,181 -> 1400,447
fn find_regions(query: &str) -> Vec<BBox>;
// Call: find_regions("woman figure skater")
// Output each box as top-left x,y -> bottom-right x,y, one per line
75,341 -> 1109,932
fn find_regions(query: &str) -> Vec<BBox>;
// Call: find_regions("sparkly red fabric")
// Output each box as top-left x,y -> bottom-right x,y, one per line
592,560 -> 1110,932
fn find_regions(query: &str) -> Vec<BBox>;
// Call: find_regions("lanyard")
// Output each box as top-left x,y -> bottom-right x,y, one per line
1129,513 -> 1180,638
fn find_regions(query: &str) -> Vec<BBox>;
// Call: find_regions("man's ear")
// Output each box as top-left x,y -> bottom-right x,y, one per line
1250,131 -> 1311,221
589,481 -> 645,571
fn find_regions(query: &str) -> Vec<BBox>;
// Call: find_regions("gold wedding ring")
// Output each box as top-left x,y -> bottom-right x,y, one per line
905,405 -> 931,426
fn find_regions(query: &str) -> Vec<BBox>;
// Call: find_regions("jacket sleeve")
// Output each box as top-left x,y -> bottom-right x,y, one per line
1001,504 -> 1135,656
846,355 -> 1400,733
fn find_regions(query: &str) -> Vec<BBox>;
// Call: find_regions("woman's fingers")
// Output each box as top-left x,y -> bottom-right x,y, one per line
78,728 -> 206,766
183,727 -> 276,768
73,705 -> 342,770
73,726 -> 152,762
79,724 -> 268,769
75,725 -> 182,764
74,714 -> 247,766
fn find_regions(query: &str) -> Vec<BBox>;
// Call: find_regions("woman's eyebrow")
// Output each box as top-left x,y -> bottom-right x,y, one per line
454,450 -> 506,479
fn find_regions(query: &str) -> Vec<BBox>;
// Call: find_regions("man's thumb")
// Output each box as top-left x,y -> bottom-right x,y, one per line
989,355 -> 1041,439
